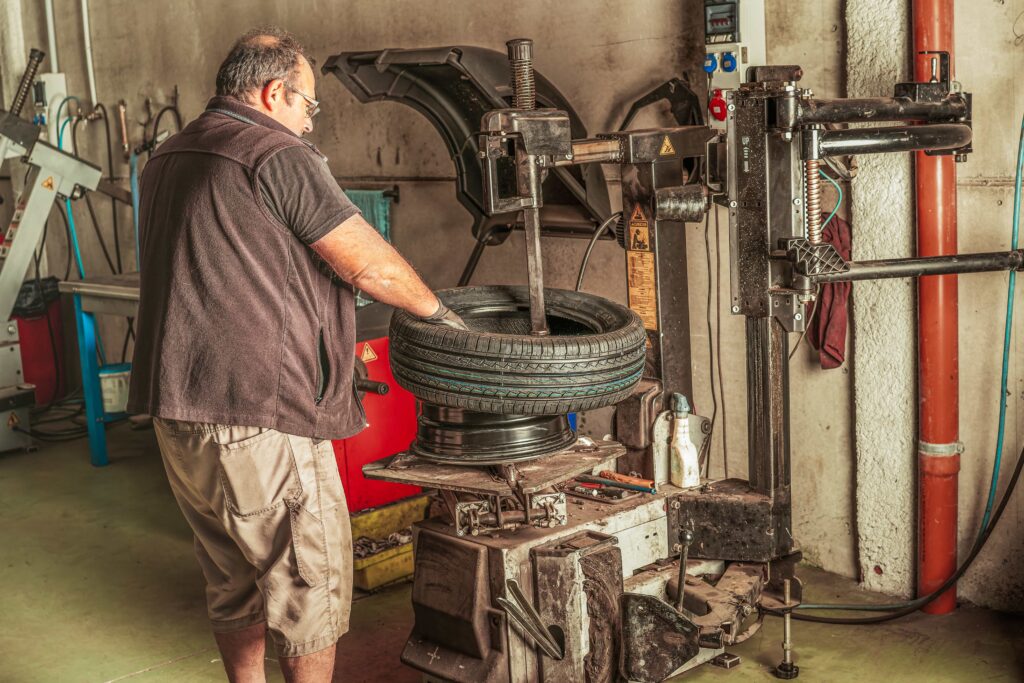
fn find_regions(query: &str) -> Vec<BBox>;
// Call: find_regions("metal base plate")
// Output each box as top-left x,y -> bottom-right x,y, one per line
363,439 -> 626,497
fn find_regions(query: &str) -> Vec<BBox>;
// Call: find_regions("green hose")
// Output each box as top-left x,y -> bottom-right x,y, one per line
980,112 -> 1023,535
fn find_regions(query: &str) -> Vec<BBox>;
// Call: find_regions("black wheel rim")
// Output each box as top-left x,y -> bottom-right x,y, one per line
411,402 -> 576,465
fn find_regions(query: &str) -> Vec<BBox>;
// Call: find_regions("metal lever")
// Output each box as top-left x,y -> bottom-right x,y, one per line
675,528 -> 694,611
497,578 -> 564,659
354,378 -> 389,395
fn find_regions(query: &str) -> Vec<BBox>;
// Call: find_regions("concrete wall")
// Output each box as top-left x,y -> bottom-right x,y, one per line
846,0 -> 918,598
837,0 -> 1024,608
940,0 -> 1024,611
3,0 -> 1021,609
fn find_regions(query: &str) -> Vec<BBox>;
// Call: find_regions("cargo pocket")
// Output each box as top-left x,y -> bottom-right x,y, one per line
218,430 -> 301,517
285,497 -> 329,587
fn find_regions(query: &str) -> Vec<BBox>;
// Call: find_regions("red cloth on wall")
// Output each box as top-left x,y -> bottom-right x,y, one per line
808,214 -> 851,369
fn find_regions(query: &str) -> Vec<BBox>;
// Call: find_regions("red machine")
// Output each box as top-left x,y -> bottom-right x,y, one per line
13,294 -> 65,406
332,304 -> 420,512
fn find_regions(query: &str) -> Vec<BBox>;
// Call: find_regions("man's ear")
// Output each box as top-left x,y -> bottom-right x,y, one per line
261,78 -> 285,110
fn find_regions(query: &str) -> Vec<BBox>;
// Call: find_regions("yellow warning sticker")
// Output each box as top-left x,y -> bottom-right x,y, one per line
659,135 -> 676,156
627,250 -> 658,330
627,204 -> 651,251
41,176 -> 55,190
360,343 -> 379,363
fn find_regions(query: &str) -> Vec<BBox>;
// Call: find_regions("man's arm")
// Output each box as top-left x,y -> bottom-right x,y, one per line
311,213 -> 440,318
258,146 -> 465,327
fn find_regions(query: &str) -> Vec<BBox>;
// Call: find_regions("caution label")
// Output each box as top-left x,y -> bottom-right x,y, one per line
627,204 -> 651,251
659,135 -> 676,156
41,176 -> 54,190
626,251 -> 658,331
360,343 -> 378,363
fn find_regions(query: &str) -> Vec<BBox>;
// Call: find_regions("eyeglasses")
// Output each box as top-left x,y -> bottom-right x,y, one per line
285,84 -> 320,119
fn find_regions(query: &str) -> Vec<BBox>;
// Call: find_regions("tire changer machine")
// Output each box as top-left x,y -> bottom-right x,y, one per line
337,40 -> 1021,682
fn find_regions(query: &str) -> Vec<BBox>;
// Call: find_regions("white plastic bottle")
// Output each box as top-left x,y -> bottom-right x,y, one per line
670,393 -> 701,488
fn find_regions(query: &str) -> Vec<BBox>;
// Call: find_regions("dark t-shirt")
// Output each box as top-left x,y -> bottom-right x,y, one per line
259,145 -> 361,244
127,97 -> 367,439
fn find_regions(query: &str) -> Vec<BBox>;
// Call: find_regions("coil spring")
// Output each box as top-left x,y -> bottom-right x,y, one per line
506,39 -> 536,110
511,61 -> 536,109
805,159 -> 822,244
10,49 -> 45,117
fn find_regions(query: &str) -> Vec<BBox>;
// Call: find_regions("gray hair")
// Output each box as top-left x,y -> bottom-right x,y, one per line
215,27 -> 315,103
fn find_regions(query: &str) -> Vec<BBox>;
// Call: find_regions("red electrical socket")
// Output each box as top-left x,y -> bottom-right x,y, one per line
709,89 -> 728,122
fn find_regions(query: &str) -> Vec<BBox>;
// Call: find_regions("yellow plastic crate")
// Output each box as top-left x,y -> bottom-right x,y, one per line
351,494 -> 430,591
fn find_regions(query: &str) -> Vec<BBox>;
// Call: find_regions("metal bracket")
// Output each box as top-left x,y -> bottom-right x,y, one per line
783,237 -> 849,277
452,492 -> 566,537
478,108 -> 573,215
918,440 -> 964,457
892,51 -> 973,160
615,379 -> 663,449
710,653 -> 742,669
531,492 -> 568,528
454,500 -> 492,537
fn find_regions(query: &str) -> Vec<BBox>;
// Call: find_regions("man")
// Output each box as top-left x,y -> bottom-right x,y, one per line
128,28 -> 465,683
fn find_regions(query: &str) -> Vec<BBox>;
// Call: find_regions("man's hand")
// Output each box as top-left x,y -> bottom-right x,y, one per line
421,301 -> 469,331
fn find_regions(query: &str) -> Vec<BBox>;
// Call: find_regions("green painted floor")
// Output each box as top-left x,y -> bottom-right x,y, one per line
0,424 -> 1020,682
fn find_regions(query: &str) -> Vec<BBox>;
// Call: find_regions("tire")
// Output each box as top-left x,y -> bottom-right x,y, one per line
389,285 -> 646,415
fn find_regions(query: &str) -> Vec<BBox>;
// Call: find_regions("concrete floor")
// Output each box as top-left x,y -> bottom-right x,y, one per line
0,424 -> 1021,682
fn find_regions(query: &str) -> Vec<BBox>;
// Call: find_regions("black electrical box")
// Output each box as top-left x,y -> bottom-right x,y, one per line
705,1 -> 740,44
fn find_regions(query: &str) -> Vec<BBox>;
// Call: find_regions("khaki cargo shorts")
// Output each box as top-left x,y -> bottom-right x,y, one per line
154,418 -> 352,657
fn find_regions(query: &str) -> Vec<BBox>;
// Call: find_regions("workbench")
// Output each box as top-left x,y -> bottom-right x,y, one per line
58,273 -> 139,467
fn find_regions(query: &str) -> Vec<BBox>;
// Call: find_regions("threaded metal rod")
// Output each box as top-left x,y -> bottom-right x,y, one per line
782,579 -> 793,664
506,39 -> 536,110
804,159 -> 822,244
10,49 -> 45,117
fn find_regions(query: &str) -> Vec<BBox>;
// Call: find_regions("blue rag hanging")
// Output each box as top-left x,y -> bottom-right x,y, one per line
345,189 -> 392,243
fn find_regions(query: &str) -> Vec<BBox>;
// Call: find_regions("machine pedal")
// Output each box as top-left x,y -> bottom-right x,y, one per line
710,653 -> 742,669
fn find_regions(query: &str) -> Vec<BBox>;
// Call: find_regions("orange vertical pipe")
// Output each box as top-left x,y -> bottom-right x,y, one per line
913,0 -> 960,615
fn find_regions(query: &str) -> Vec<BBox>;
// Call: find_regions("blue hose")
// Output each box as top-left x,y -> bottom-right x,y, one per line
980,113 -> 1024,535
56,115 -> 86,279
129,152 -> 141,271
819,168 -> 843,229
62,200 -> 86,279
54,96 -> 80,135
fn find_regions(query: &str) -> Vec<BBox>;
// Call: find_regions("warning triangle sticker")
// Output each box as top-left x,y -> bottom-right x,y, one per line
360,343 -> 379,363
659,135 -> 676,156
41,176 -> 54,190
630,205 -> 647,223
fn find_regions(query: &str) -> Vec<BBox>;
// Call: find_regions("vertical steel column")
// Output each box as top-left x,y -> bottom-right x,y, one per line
506,38 -> 549,336
914,0 -> 959,615
745,317 -> 791,497
616,128 -> 702,402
